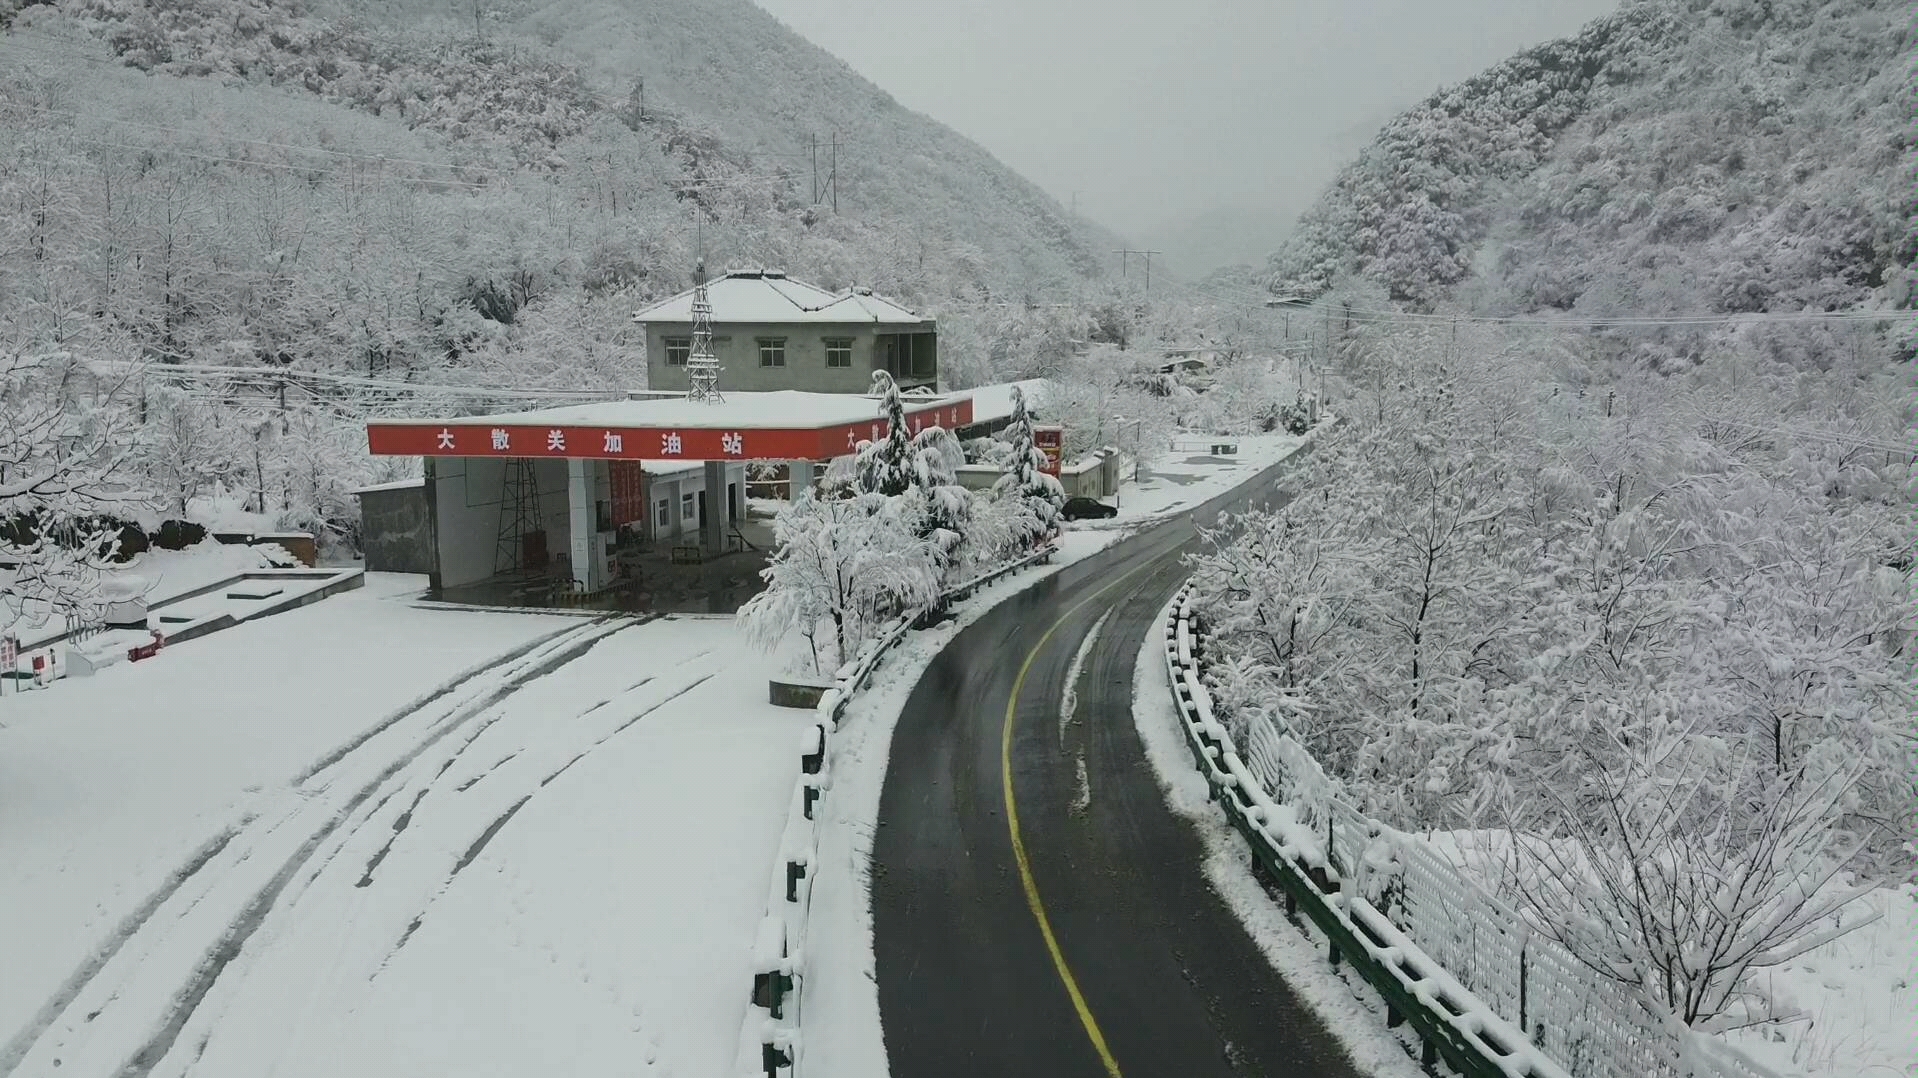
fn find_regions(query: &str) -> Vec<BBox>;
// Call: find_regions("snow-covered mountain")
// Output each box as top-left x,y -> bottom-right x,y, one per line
0,0 -> 1126,376
0,0 -> 1141,539
1262,0 -> 1911,326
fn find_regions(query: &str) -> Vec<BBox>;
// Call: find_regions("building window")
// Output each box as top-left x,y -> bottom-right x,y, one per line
681,492 -> 696,522
757,338 -> 786,367
912,335 -> 936,377
824,338 -> 853,368
664,337 -> 690,366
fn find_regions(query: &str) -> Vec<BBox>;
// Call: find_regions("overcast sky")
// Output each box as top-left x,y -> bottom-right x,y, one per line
751,0 -> 1621,273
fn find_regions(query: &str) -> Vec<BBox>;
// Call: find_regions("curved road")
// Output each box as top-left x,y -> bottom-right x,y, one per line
873,456 -> 1365,1078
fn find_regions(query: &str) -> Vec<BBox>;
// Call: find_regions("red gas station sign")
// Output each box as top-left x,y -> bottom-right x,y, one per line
365,399 -> 975,462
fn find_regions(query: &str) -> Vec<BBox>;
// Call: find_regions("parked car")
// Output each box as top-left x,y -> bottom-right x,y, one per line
1060,497 -> 1118,521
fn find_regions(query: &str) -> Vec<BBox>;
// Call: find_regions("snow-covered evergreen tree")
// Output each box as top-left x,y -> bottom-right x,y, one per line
992,385 -> 1064,538
852,371 -> 974,574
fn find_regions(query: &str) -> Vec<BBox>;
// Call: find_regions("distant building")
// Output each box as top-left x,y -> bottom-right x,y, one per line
633,271 -> 938,394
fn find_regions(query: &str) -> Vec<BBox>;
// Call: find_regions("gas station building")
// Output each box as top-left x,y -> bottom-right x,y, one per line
364,390 -> 975,599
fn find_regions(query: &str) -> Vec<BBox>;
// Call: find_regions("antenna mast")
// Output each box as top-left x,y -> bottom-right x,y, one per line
686,245 -> 723,402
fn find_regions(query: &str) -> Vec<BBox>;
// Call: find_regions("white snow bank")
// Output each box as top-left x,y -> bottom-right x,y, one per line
5,541 -> 276,647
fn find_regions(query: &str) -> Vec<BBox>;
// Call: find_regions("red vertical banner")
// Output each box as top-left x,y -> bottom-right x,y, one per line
610,460 -> 647,528
1032,424 -> 1065,476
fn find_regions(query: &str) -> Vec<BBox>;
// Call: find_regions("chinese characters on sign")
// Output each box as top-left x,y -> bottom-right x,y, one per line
721,432 -> 744,456
437,428 -> 456,450
661,432 -> 683,455
603,431 -> 623,453
491,428 -> 511,451
547,429 -> 567,452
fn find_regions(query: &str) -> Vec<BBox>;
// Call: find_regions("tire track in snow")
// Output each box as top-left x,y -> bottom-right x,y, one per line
374,669 -> 719,971
0,613 -> 594,1074
0,616 -> 628,1078
110,618 -> 632,1078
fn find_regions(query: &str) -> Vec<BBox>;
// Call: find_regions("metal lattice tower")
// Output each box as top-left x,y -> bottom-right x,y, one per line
494,457 -> 543,575
686,260 -> 723,403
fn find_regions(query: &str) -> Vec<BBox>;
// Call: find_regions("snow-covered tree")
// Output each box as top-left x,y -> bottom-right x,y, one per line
992,385 -> 1063,538
852,371 -> 975,574
0,351 -> 140,630
1496,720 -> 1881,1029
738,489 -> 941,675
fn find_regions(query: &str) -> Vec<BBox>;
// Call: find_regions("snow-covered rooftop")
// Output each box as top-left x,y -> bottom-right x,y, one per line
436,390 -> 961,430
963,379 -> 1050,427
631,272 -> 928,326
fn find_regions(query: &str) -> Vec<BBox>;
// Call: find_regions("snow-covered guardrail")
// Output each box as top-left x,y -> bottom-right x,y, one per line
1161,583 -> 1782,1078
737,540 -> 1059,1077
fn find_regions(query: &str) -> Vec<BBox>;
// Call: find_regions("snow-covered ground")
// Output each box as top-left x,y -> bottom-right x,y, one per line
1068,429 -> 1306,530
1408,831 -> 1914,1077
1724,881 -> 1917,1078
0,575 -> 811,1078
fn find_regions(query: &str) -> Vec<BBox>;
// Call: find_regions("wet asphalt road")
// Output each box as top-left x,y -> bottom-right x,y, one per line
872,454 -> 1368,1078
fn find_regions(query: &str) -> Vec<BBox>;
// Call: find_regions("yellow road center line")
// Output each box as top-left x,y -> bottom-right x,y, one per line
1001,557 -> 1163,1078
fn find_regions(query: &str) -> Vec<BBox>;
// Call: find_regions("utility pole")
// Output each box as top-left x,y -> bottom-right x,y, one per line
829,132 -> 838,214
1112,249 -> 1162,292
1070,190 -> 1079,216
473,0 -> 483,40
810,133 -> 818,205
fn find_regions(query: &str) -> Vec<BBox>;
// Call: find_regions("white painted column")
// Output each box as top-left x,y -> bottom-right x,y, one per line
789,459 -> 815,501
703,459 -> 727,552
567,458 -> 600,591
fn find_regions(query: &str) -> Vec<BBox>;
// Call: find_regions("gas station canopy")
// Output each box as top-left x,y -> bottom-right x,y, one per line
366,390 -> 976,461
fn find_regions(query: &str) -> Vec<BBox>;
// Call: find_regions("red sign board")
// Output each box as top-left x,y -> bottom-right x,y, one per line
1033,424 -> 1065,477
610,460 -> 646,528
366,399 -> 975,462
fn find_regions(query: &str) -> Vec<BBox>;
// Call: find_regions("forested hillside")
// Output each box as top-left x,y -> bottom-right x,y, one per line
1197,5 -> 1912,1069
1263,0 -> 1912,341
0,0 -> 1139,544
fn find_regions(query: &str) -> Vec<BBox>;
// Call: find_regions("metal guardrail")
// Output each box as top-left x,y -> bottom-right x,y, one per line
1162,583 -> 1784,1078
738,540 -> 1060,1077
